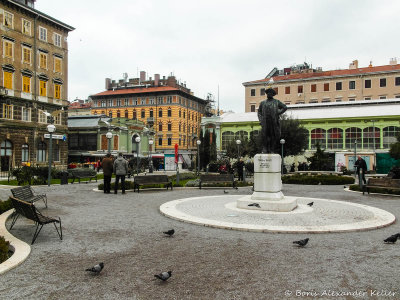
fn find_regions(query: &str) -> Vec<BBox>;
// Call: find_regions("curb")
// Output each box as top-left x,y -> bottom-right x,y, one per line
0,209 -> 31,274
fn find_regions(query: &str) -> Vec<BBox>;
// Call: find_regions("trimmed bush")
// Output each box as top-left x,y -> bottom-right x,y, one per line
0,198 -> 12,214
0,236 -> 10,264
282,174 -> 354,185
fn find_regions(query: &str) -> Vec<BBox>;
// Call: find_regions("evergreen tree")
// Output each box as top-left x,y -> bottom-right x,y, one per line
307,142 -> 331,171
389,133 -> 400,160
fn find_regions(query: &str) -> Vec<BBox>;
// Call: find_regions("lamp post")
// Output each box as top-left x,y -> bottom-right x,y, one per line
106,131 -> 113,153
364,119 -> 377,171
196,140 -> 201,175
280,139 -> 285,174
135,136 -> 141,175
47,123 -> 56,186
354,140 -> 358,175
236,139 -> 241,160
148,139 -> 153,173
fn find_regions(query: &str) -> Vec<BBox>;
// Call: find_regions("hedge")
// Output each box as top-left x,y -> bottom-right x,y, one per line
0,236 -> 10,264
282,174 -> 355,185
0,198 -> 12,214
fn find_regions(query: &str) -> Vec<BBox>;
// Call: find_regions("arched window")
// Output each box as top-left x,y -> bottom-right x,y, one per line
149,108 -> 153,118
363,127 -> 380,149
52,143 -> 60,162
168,107 -> 172,117
159,122 -> 163,131
124,110 -> 129,118
311,128 -> 326,149
132,110 -> 137,119
37,141 -> 46,162
222,131 -> 235,150
117,110 -> 121,118
235,130 -> 248,141
141,109 -> 145,119
383,126 -> 400,148
345,127 -> 362,148
1,140 -> 13,171
108,111 -> 112,118
327,128 -> 343,149
158,136 -> 163,146
159,108 -> 163,118
22,144 -> 29,162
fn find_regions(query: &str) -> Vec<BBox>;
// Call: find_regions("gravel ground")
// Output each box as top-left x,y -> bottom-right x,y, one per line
0,183 -> 399,300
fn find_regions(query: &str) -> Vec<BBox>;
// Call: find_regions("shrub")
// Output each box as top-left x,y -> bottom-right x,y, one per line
282,174 -> 354,185
0,198 -> 12,214
0,236 -> 10,264
11,166 -> 58,186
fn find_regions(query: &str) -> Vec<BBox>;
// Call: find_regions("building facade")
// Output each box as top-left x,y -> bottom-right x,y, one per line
202,99 -> 400,173
90,73 -> 209,158
0,0 -> 74,171
243,60 -> 400,112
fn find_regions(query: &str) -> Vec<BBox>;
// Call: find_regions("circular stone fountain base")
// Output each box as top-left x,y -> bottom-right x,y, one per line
160,195 -> 395,233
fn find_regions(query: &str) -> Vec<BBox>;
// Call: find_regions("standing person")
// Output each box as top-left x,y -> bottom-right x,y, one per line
113,152 -> 129,194
354,156 -> 367,185
101,153 -> 113,194
237,159 -> 244,181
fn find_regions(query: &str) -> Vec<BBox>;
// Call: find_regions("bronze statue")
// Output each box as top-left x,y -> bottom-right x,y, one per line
257,88 -> 287,153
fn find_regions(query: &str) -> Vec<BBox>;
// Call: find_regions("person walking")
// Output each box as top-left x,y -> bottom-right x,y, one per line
113,152 -> 129,194
355,156 -> 367,185
101,153 -> 113,194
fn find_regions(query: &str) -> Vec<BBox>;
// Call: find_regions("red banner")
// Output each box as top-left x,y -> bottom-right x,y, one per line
175,144 -> 179,164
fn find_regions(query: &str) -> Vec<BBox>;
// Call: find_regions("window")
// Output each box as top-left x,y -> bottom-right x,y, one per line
3,71 -> 13,89
167,137 -> 172,146
2,104 -> 13,119
168,123 -> 172,131
22,76 -> 31,93
311,84 -> 317,92
158,136 -> 163,146
23,47 -> 31,64
380,78 -> 386,87
324,83 -> 329,91
363,127 -> 380,149
39,52 -> 47,69
117,111 -> 120,118
101,100 -> 106,107
54,33 -> 62,47
132,110 -> 136,119
125,110 -> 128,118
250,105 -> 255,112
383,126 -> 400,148
133,98 -> 138,105
380,96 -> 387,99
321,99 -> 331,103
336,82 -> 342,91
348,98 -> 355,101
285,86 -> 290,94
364,97 -> 371,100
39,80 -> 47,96
167,96 -> 172,104
183,111 -> 185,119
116,99 -> 121,106
54,84 -> 61,99
141,109 -> 145,118
222,131 -> 234,150
140,98 -> 146,105
311,128 -> 326,149
149,98 -> 154,105
54,57 -> 62,73
22,107 -> 31,121
345,127 -> 361,148
54,112 -> 61,125
4,11 -> 13,28
4,40 -> 13,58
298,85 -> 303,93
108,99 -> 113,107
108,111 -> 112,118
250,89 -> 255,96
22,19 -> 31,35
159,123 -> 163,131
260,88 -> 265,96
52,144 -> 60,162
37,141 -> 46,162
395,77 -> 400,86
157,97 -> 163,104
365,79 -> 371,88
273,87 -> 278,94
349,81 -> 355,90
39,27 -> 47,41
21,144 -> 29,162
38,110 -> 47,123
159,108 -> 163,118
149,109 -> 153,118
179,123 -> 181,131
327,128 -> 343,149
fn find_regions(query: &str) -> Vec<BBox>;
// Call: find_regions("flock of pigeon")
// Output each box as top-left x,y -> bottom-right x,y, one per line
85,201 -> 400,281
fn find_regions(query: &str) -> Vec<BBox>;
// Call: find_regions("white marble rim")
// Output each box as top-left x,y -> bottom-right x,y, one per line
159,195 -> 396,233
0,209 -> 31,274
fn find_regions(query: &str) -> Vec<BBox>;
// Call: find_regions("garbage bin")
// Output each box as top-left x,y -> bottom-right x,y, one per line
60,171 -> 68,185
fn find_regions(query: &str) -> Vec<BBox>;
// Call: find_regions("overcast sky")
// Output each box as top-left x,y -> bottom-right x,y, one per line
36,0 -> 400,113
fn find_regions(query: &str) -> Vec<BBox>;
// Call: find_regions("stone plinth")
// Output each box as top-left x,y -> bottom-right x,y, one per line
237,153 -> 297,212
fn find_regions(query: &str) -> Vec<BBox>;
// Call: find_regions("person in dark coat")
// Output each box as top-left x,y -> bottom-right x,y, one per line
355,156 -> 367,184
237,159 -> 244,181
101,153 -> 114,194
113,152 -> 129,194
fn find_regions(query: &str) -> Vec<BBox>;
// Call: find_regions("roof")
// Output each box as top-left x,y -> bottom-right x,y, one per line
91,86 -> 180,97
217,99 -> 400,123
68,115 -> 111,128
243,64 -> 400,86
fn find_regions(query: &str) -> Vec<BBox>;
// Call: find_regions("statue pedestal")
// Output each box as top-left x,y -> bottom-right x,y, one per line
237,153 -> 297,212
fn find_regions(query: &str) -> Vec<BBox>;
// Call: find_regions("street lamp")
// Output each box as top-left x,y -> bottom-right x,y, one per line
354,140 -> 358,175
236,139 -> 241,160
364,119 -> 377,171
47,123 -> 56,186
135,136 -> 141,175
149,139 -> 153,173
196,140 -> 201,175
280,139 -> 285,174
106,131 -> 113,153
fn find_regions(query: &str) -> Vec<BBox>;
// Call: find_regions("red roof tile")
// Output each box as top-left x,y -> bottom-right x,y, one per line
91,86 -> 180,97
244,64 -> 400,85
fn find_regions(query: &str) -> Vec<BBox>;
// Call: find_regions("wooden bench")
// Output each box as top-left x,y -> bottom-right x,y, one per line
364,178 -> 400,195
133,175 -> 172,193
9,196 -> 62,245
199,174 -> 236,189
70,169 -> 97,184
11,185 -> 47,208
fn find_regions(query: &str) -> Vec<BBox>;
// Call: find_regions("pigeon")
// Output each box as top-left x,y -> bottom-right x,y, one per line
307,202 -> 314,207
293,238 -> 309,247
85,262 -> 104,274
154,271 -> 172,281
163,229 -> 175,237
384,235 -> 398,244
224,190 -> 229,194
248,203 -> 261,208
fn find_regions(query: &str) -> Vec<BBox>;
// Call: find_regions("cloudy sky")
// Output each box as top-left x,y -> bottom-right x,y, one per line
36,0 -> 400,113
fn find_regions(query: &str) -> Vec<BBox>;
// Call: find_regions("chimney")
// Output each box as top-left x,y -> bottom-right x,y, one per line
155,74 -> 160,86
369,61 -> 373,67
149,77 -> 152,81
349,60 -> 359,69
390,58 -> 397,65
105,78 -> 112,90
140,71 -> 146,82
